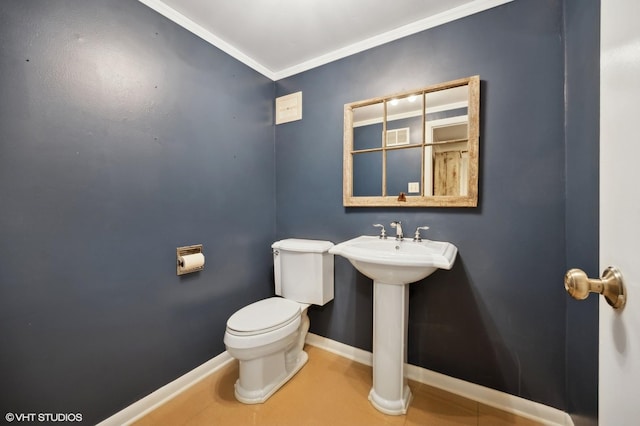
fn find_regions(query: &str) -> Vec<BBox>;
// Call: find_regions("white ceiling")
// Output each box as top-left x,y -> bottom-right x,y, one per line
138,0 -> 513,81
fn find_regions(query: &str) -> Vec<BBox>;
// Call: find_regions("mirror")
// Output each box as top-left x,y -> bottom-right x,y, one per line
343,76 -> 479,207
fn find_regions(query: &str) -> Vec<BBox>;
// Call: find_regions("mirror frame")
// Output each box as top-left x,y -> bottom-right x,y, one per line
343,75 -> 480,207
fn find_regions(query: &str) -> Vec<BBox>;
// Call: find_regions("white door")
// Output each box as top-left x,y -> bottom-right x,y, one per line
600,0 -> 640,424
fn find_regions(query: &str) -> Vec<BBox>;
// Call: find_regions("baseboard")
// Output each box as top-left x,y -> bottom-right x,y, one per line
305,333 -> 574,426
97,351 -> 234,426
305,333 -> 374,366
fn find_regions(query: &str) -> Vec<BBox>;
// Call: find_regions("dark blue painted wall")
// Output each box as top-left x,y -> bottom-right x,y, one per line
0,0 -> 600,423
276,0 -> 598,414
564,0 -> 599,424
0,0 -> 275,423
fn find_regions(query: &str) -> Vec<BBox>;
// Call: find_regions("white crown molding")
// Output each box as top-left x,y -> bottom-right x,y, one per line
139,0 -> 513,81
137,0 -> 277,80
273,0 -> 514,80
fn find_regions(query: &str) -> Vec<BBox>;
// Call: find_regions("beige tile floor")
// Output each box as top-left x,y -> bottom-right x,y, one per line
134,345 -> 542,426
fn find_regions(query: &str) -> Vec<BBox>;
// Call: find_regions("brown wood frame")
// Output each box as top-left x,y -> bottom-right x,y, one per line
343,75 -> 480,207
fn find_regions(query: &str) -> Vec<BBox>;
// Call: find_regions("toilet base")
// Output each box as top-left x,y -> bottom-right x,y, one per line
234,350 -> 308,404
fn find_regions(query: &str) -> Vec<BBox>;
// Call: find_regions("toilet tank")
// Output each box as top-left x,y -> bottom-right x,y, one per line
272,239 -> 334,306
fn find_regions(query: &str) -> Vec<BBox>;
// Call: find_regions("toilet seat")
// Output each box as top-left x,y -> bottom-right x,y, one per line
226,297 -> 301,336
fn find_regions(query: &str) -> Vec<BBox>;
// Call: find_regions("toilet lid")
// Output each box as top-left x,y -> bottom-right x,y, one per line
226,297 -> 301,336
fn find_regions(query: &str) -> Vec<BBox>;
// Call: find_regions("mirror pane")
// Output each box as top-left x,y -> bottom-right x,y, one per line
353,101 -> 384,123
385,94 -> 423,148
424,86 -> 468,120
425,118 -> 470,196
353,122 -> 383,151
353,102 -> 384,151
387,147 -> 422,197
353,151 -> 382,196
424,86 -> 470,198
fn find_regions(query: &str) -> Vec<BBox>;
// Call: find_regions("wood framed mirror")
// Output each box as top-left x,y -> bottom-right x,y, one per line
343,75 -> 480,207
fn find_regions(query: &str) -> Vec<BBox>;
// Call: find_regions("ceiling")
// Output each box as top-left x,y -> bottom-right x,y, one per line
138,0 -> 513,81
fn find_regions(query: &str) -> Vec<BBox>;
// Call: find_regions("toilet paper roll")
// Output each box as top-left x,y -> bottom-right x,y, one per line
179,253 -> 205,270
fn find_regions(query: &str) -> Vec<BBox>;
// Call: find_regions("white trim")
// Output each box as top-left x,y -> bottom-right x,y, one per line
305,332 -> 373,366
305,333 -> 574,426
137,0 -> 514,81
136,0 -> 276,79
272,0 -> 514,80
96,351 -> 234,426
354,101 -> 469,128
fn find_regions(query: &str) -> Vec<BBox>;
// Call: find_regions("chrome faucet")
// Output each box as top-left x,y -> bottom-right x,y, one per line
390,221 -> 403,240
373,224 -> 387,239
413,226 -> 430,242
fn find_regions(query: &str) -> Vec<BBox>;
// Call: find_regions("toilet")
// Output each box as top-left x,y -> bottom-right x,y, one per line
223,238 -> 334,404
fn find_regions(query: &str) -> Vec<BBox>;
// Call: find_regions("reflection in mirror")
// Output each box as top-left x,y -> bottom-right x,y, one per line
425,86 -> 470,197
344,76 -> 479,207
353,151 -> 382,196
429,119 -> 469,196
353,103 -> 384,152
387,147 -> 421,196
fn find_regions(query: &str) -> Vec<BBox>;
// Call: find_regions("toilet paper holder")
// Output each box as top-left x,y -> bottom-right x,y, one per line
177,244 -> 204,275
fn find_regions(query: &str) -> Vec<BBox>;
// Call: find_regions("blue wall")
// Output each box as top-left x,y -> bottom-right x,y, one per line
0,0 -> 599,423
0,0 -> 275,423
276,0 -> 597,416
564,0 -> 599,424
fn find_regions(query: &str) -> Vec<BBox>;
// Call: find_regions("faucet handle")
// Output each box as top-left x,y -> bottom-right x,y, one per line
413,226 -> 430,242
373,224 -> 387,239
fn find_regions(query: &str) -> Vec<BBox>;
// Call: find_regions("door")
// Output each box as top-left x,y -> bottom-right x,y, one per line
600,0 -> 640,424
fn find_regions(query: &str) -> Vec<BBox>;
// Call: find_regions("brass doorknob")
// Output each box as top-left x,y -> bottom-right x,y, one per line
564,266 -> 626,309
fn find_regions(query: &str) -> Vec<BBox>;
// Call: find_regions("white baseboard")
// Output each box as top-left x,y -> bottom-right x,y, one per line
305,333 -> 574,426
100,334 -> 573,426
305,332 -> 374,366
97,351 -> 233,426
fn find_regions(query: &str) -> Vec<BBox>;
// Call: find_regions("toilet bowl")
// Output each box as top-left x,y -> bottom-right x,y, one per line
224,297 -> 310,404
223,239 -> 334,404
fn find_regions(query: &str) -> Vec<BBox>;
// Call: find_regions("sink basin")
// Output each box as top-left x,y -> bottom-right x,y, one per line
329,235 -> 457,284
330,234 -> 457,415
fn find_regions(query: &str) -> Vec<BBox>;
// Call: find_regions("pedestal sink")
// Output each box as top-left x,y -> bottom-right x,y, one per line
329,235 -> 457,415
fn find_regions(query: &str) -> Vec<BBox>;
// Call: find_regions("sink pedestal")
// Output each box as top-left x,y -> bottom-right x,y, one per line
328,235 -> 458,416
369,280 -> 412,415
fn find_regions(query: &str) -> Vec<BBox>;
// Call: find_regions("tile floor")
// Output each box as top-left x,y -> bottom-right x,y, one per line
133,345 -> 542,425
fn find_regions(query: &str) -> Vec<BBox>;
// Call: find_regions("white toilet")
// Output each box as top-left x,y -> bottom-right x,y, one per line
223,238 -> 334,404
